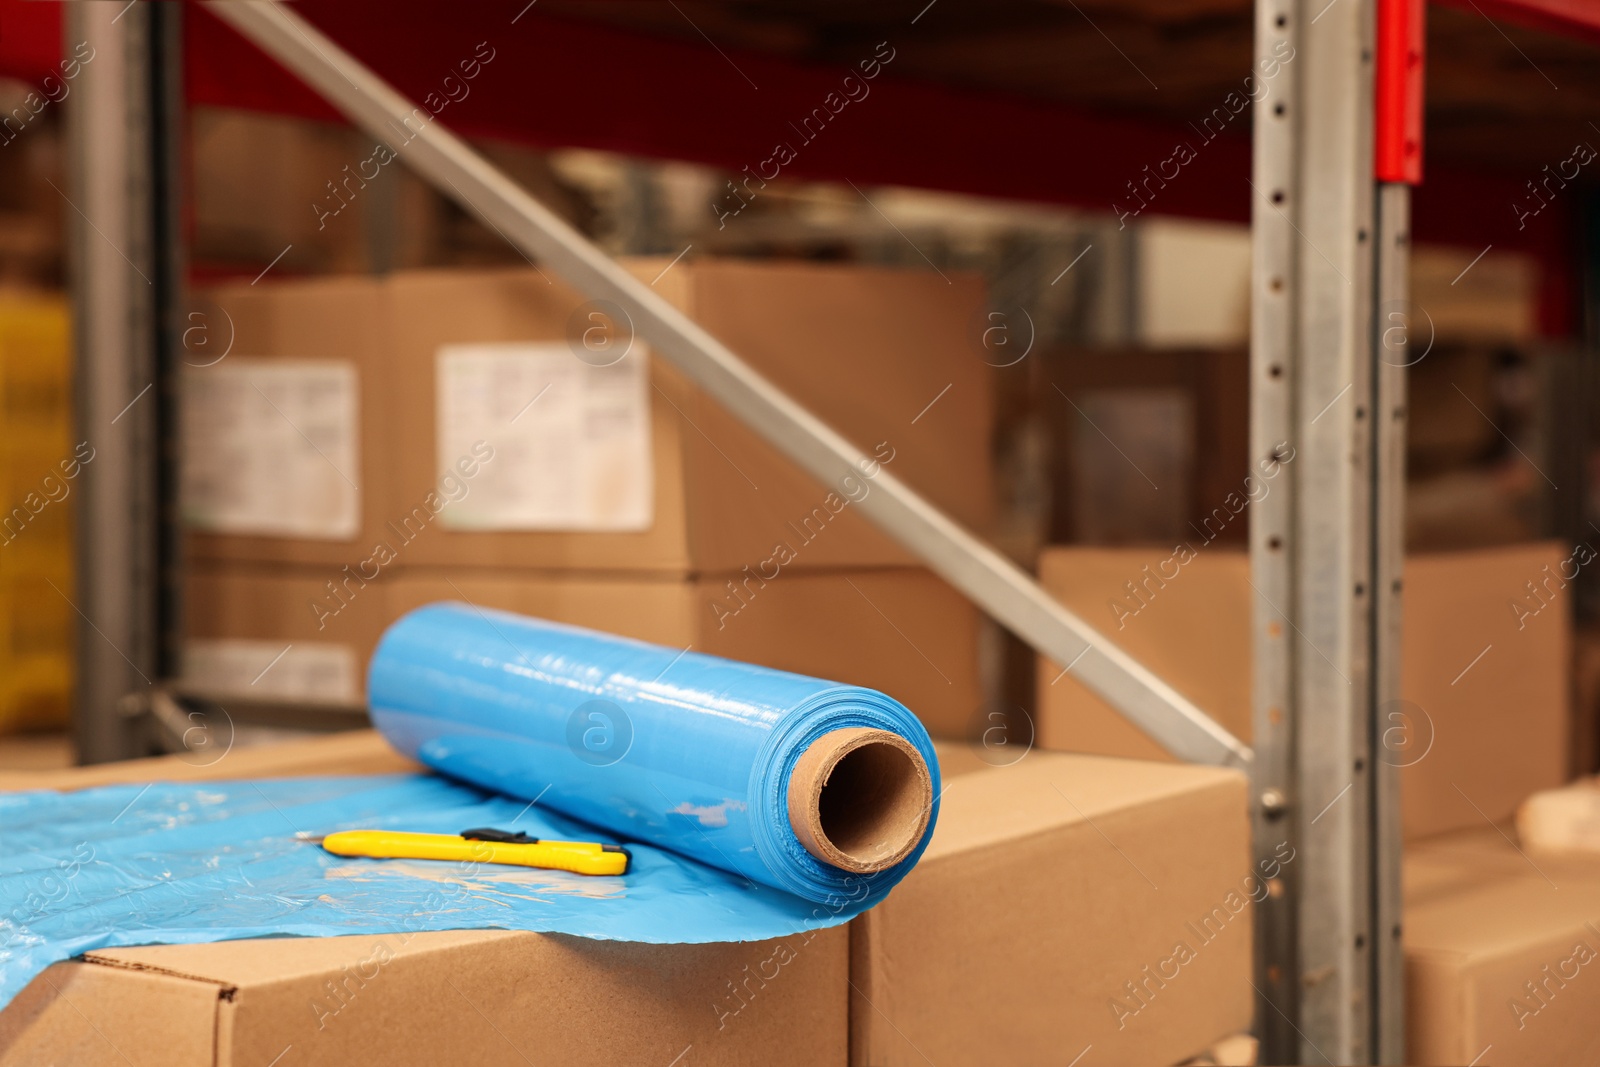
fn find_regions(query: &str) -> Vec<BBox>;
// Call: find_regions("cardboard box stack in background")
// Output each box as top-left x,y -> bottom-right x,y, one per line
181,276 -> 390,699
181,261 -> 993,737
183,275 -> 387,566
183,566 -> 389,704
384,262 -> 994,574
1033,542 -> 1571,840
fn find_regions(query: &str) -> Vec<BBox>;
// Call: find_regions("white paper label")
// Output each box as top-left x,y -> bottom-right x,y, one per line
435,342 -> 652,530
182,639 -> 360,701
182,359 -> 361,540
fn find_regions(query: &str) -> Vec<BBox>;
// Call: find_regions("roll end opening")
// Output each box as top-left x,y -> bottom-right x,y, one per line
787,728 -> 932,874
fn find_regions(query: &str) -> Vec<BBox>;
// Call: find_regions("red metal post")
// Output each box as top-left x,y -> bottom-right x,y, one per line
1375,0 -> 1426,184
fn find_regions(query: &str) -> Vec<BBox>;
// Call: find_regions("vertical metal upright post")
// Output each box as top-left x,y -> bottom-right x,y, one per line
66,3 -> 183,762
1248,0 -> 1300,1053
1368,0 -> 1420,1058
1252,0 -> 1404,1060
149,4 -> 188,700
1370,182 -> 1408,1067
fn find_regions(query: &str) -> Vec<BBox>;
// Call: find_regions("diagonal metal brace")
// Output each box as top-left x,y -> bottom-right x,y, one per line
207,1 -> 1252,770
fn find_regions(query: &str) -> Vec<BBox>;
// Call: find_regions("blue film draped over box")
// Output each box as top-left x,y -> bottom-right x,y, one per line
0,604 -> 940,1009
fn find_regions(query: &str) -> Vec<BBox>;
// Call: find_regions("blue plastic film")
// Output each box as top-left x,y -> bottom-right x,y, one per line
0,604 -> 943,1011
0,774 -> 876,1009
368,603 -> 942,909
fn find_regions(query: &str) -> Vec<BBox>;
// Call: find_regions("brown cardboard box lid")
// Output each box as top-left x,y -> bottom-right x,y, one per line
925,740 -> 1244,860
1407,874 -> 1600,961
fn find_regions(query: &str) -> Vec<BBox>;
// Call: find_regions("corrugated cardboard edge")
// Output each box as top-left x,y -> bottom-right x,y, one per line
848,912 -> 894,1067
0,958 -> 224,1067
79,954 -> 240,1000
1404,947 -> 1474,1066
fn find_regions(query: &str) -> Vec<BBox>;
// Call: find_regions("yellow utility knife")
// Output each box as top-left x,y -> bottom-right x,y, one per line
312,827 -> 630,876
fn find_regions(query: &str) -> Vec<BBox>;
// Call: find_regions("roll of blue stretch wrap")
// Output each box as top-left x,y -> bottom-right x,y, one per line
368,603 -> 941,908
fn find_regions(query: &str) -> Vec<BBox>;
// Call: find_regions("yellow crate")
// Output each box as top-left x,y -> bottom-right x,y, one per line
0,552 -> 74,733
0,650 -> 72,732
0,293 -> 72,733
0,295 -> 71,429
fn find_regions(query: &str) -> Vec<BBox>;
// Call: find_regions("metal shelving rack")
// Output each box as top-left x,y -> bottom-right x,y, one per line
57,0 -> 1593,1061
1248,2 -> 1410,1058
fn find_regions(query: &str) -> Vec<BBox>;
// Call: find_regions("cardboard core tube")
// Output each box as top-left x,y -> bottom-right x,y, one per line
786,727 -> 933,874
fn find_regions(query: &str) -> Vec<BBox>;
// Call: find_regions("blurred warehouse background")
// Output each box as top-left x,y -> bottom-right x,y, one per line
0,2 -> 1598,1062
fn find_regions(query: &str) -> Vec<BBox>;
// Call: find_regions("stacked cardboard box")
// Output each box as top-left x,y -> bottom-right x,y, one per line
182,262 -> 993,736
1404,829 -> 1600,1065
1033,542 -> 1571,839
182,275 -> 388,705
190,108 -> 596,277
1,731 -> 1257,1065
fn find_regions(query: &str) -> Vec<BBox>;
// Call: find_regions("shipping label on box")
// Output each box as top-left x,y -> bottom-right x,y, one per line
182,359 -> 360,539
435,342 -> 652,531
182,638 -> 359,702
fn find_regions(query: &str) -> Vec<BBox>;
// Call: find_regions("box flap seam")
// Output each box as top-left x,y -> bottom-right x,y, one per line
80,953 -> 241,1000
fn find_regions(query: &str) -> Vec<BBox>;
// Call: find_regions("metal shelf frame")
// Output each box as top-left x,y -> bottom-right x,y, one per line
1249,2 -> 1408,1060
66,0 -> 1421,1060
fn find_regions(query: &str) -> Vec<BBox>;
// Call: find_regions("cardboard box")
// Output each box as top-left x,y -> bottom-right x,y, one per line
2,931 -> 846,1067
192,108 -> 373,275
181,559 -> 985,733
387,567 -> 984,739
1049,348 -> 1249,547
0,728 -> 412,792
1572,624 -> 1600,778
183,563 -> 394,703
1135,218 -> 1252,350
184,276 -> 386,566
1130,223 -> 1538,347
1404,830 -> 1600,1066
1036,546 -> 1251,763
1411,244 -> 1538,344
0,734 -> 848,1067
1035,542 -> 1571,839
850,743 -> 1253,1066
384,261 -> 993,574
